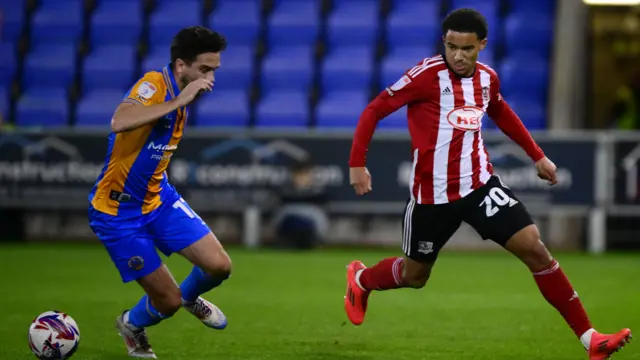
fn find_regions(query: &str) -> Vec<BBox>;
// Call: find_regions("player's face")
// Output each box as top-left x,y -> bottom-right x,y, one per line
443,30 -> 487,77
175,52 -> 221,90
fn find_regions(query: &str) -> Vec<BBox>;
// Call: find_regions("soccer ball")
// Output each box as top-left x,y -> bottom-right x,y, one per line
28,311 -> 80,359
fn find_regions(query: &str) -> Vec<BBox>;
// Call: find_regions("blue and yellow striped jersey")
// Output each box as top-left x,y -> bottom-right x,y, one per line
89,65 -> 187,217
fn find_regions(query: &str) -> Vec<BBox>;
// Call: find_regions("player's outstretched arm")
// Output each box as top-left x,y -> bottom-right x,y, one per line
111,78 -> 212,133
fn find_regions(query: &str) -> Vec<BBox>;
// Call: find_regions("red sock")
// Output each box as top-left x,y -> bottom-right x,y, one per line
533,260 -> 592,338
358,257 -> 404,291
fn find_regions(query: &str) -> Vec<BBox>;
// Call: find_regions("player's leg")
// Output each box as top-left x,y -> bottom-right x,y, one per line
344,198 -> 461,325
150,197 -> 231,329
464,176 -> 631,358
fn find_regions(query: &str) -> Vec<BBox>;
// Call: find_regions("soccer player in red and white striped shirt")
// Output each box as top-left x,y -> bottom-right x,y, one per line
344,9 -> 631,359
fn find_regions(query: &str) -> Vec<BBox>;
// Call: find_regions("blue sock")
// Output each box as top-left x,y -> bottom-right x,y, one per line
180,266 -> 228,302
127,295 -> 169,328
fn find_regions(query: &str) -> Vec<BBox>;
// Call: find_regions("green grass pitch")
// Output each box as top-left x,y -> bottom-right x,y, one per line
1,243 -> 639,359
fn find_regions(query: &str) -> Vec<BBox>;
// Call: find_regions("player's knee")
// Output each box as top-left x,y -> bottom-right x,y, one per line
511,226 -> 553,272
152,288 -> 183,315
202,251 -> 232,280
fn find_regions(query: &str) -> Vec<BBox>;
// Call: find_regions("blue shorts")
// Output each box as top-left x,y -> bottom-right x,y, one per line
88,198 -> 212,283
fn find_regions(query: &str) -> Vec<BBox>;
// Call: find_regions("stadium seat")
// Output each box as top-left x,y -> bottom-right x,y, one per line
315,91 -> 368,128
267,1 -> 320,46
149,2 -> 201,45
0,42 -> 16,88
379,46 -> 433,89
209,0 -> 261,46
326,1 -> 379,48
386,1 -> 439,48
260,46 -> 314,93
141,47 -> 170,74
503,13 -> 554,57
30,2 -> 83,45
195,91 -> 250,127
255,91 -> 309,127
499,52 -> 549,102
448,0 -> 499,36
82,45 -> 136,93
75,90 -> 123,127
506,95 -> 546,129
477,46 -> 496,67
321,46 -> 374,92
0,87 -> 8,119
23,45 -> 76,90
510,0 -> 555,14
212,45 -> 254,92
91,1 -> 143,46
16,88 -> 69,127
0,1 -> 25,44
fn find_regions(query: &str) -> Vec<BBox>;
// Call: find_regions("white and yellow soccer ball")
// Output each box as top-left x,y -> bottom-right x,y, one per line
28,311 -> 80,359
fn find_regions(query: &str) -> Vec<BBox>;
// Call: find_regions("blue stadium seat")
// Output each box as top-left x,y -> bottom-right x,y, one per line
255,91 -> 309,127
379,46 -> 433,89
448,0 -> 499,36
91,1 -> 143,46
477,46 -> 495,67
75,90 -> 123,127
0,42 -> 16,87
212,45 -> 254,92
260,46 -> 314,93
378,106 -> 408,130
83,45 -> 136,92
510,0 -> 555,14
326,1 -> 379,47
0,87 -> 8,119
504,13 -> 554,57
16,88 -> 69,127
149,2 -> 201,45
386,1 -> 439,48
267,1 -> 320,46
321,46 -> 374,92
30,2 -> 83,45
506,95 -> 546,129
195,91 -> 249,127
141,47 -> 170,74
499,52 -> 548,102
209,0 -> 260,46
0,1 -> 25,44
315,91 -> 367,128
23,45 -> 76,90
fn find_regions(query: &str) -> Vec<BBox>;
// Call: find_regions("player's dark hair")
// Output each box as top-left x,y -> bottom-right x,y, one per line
441,8 -> 488,40
170,26 -> 227,66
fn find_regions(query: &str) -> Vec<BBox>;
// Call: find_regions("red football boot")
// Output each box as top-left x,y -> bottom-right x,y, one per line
344,260 -> 370,326
588,328 -> 632,360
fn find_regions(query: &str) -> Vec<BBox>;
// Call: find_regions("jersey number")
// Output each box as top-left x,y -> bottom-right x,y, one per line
479,187 -> 516,218
173,199 -> 195,218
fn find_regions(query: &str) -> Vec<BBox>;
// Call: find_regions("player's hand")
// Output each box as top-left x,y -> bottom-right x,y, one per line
350,167 -> 372,195
175,78 -> 213,107
535,157 -> 558,186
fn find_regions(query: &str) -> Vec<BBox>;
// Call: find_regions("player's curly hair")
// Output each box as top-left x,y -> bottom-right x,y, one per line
441,8 -> 489,40
170,26 -> 227,66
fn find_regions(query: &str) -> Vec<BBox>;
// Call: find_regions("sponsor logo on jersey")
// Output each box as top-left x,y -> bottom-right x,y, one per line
137,81 -> 157,101
388,75 -> 412,94
447,106 -> 484,131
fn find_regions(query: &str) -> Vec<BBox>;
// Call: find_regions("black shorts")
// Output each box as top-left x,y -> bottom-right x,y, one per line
401,175 -> 534,262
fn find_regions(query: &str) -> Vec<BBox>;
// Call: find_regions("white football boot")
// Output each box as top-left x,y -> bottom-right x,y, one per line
115,311 -> 157,359
182,297 -> 228,330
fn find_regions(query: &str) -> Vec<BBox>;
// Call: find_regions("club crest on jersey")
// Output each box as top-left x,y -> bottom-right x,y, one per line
388,75 -> 412,94
482,86 -> 490,102
447,106 -> 484,131
137,82 -> 157,102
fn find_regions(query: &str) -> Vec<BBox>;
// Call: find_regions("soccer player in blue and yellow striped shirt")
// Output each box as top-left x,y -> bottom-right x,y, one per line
88,26 -> 230,358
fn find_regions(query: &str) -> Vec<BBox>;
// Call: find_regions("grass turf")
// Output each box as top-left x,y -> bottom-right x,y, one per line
1,243 -> 639,359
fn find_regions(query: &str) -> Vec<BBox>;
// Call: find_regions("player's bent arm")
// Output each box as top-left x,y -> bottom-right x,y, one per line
111,100 -> 181,133
487,96 -> 545,162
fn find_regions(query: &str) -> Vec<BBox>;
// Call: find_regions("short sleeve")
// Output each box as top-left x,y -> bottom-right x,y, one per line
123,72 -> 166,106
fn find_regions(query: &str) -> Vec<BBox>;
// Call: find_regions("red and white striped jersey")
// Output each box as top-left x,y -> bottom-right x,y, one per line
349,54 -> 545,205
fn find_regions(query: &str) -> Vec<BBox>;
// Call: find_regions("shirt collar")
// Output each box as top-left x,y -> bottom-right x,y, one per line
162,64 -> 181,100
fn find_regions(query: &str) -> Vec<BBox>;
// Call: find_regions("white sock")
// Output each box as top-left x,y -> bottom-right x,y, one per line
580,328 -> 596,349
123,311 -> 139,331
354,269 -> 366,291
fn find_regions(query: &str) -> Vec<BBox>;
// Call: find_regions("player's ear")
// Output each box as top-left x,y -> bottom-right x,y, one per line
479,38 -> 488,50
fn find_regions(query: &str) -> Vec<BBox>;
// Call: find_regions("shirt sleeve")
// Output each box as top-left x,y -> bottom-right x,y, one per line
122,72 -> 166,106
